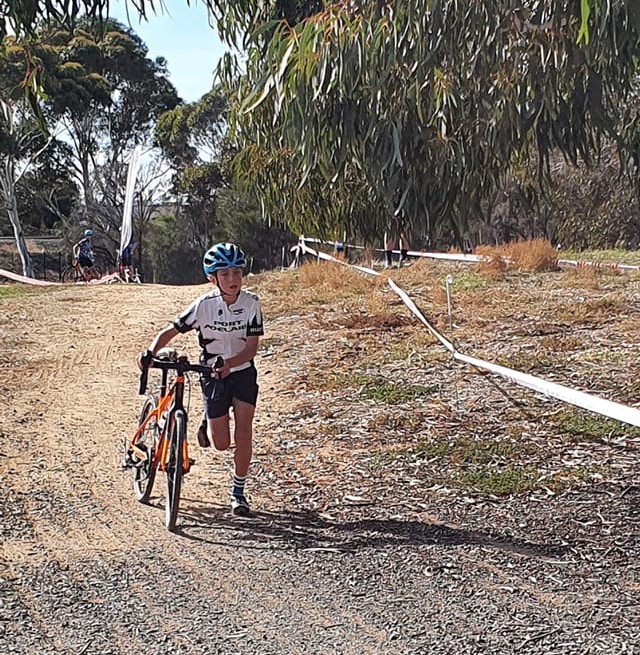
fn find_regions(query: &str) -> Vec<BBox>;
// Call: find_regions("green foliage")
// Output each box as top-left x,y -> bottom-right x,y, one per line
555,411 -> 640,441
353,374 -> 439,404
374,436 -> 539,495
550,152 -> 640,250
456,465 -> 538,496
145,212 -> 202,284
155,90 -> 229,254
15,141 -> 79,231
8,1 -> 640,257
210,1 -> 640,245
450,271 -> 490,292
0,285 -> 30,300
217,187 -> 296,270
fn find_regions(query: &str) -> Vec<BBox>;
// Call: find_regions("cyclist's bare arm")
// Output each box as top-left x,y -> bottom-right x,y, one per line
216,335 -> 259,378
137,325 -> 179,369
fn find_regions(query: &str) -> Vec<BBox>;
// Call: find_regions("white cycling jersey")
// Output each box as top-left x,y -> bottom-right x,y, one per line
173,288 -> 264,372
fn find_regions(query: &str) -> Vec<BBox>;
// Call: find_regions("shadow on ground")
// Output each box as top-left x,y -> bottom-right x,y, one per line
174,499 -> 567,560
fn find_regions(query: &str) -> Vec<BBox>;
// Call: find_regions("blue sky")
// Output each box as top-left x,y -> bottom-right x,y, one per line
111,1 -> 228,102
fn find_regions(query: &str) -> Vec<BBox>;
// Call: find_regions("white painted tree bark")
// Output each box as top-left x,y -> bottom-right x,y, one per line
0,98 -> 53,278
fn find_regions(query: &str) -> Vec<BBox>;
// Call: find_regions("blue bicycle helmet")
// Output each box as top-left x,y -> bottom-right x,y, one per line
203,242 -> 246,276
84,229 -> 93,237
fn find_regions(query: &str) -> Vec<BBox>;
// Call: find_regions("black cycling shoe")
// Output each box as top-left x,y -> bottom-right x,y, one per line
197,417 -> 211,448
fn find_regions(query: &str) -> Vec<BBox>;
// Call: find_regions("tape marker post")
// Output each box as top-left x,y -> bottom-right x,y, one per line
298,237 -> 640,429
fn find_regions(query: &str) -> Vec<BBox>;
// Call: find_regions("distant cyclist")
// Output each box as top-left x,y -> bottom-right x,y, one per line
72,229 -> 99,281
137,243 -> 264,516
118,240 -> 138,282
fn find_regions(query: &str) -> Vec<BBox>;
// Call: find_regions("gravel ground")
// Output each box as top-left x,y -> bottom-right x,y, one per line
1,264 -> 640,654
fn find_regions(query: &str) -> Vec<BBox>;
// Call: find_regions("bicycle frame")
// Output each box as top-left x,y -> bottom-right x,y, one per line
128,367 -> 191,474
125,352 -> 218,530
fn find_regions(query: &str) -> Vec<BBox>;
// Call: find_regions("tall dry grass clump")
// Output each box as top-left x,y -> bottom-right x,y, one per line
475,239 -> 558,273
505,238 -> 558,271
473,246 -> 508,280
263,262 -> 385,316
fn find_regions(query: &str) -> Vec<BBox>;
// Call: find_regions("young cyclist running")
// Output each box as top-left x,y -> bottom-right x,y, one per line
137,243 -> 264,516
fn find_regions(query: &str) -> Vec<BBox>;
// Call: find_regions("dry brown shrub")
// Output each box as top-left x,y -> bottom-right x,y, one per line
296,261 -> 378,295
558,267 -> 602,290
475,239 -> 557,273
539,335 -> 583,352
504,239 -> 558,271
474,245 -> 508,279
556,296 -> 625,325
261,262 -> 388,317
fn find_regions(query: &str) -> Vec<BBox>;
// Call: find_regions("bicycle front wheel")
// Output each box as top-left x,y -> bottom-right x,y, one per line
165,410 -> 186,531
61,265 -> 79,283
133,396 -> 159,503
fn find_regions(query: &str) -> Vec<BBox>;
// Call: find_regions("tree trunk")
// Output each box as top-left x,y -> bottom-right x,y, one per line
0,168 -> 34,278
5,193 -> 34,278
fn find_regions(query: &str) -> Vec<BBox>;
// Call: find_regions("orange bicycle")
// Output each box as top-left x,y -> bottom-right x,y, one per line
122,349 -> 215,531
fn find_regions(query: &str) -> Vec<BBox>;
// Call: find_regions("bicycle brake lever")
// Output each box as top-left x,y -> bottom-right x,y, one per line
138,350 -> 153,395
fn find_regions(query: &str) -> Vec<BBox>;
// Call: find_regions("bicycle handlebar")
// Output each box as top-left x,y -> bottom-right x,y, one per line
138,352 -> 225,395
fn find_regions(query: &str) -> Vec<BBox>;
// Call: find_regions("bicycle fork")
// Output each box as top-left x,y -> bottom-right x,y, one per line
156,414 -> 191,474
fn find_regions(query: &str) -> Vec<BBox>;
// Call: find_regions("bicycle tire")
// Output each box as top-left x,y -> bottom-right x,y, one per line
165,410 -> 186,531
133,396 -> 159,503
61,265 -> 79,283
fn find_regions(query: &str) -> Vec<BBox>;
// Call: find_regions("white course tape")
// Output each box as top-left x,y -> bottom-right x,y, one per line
298,237 -> 640,429
299,240 -> 380,277
386,278 -> 454,352
454,351 -> 640,428
301,237 -> 640,271
556,258 -> 640,273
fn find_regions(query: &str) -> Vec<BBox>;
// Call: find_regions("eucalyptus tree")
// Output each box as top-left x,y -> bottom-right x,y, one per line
0,39 -> 60,277
6,1 -> 640,244
43,18 -> 179,206
16,140 -> 78,232
155,89 -> 227,251
214,1 -> 640,244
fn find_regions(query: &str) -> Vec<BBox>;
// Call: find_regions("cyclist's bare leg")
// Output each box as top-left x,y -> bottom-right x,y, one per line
231,399 -> 255,477
208,415 -> 231,451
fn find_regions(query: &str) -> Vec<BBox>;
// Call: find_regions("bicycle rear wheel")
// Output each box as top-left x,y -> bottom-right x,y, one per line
133,396 -> 159,503
165,410 -> 186,531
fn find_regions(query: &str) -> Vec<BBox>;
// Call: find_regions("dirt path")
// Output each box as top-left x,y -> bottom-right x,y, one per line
1,274 -> 639,654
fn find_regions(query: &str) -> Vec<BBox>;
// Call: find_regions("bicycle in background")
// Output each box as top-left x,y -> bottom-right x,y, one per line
61,258 -> 102,283
122,350 -> 213,531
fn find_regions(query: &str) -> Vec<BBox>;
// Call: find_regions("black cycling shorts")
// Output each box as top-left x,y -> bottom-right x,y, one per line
201,365 -> 259,419
78,255 -> 94,267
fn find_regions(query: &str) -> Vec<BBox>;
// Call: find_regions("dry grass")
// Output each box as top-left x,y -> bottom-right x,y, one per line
257,262 -> 386,318
474,250 -> 508,280
558,267 -> 604,290
475,238 -> 559,273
